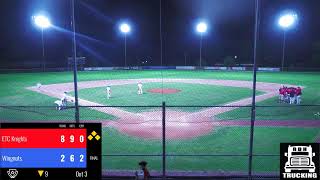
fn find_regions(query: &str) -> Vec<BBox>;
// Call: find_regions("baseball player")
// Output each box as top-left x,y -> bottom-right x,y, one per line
54,100 -> 63,110
137,82 -> 143,95
36,82 -> 42,90
55,92 -> 74,110
289,88 -> 295,104
61,92 -> 68,109
106,86 -> 111,99
296,87 -> 302,104
278,86 -> 284,103
284,86 -> 289,103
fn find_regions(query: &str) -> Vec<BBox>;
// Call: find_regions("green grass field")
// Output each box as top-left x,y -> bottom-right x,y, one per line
0,70 -> 319,173
76,82 -> 263,112
103,126 -> 319,171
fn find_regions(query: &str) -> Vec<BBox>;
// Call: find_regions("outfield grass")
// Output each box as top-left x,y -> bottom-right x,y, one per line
76,82 -> 262,112
1,70 -> 319,105
216,97 -> 320,120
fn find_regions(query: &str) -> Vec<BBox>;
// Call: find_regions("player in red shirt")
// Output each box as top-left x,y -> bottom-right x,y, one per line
279,87 -> 284,103
279,86 -> 288,103
284,86 -> 290,103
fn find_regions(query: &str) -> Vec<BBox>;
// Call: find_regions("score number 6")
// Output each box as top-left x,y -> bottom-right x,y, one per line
61,154 -> 84,163
61,135 -> 85,143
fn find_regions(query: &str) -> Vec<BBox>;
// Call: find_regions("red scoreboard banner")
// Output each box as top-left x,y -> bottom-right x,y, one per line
1,129 -> 87,148
0,123 -> 101,180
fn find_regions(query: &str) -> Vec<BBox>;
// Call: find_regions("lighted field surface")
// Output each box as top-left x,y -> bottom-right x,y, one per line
0,70 -> 319,174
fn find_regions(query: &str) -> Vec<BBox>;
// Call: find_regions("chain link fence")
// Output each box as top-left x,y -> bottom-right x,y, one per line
1,104 -> 319,179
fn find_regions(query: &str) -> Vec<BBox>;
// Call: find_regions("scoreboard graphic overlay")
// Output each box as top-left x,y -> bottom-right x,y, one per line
0,123 -> 101,179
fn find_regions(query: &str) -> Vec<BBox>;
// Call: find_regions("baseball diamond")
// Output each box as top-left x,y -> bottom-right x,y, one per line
0,70 -> 319,175
27,78 -> 296,139
3,1 -> 320,179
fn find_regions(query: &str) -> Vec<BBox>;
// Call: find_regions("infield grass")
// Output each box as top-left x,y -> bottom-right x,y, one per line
76,82 -> 263,112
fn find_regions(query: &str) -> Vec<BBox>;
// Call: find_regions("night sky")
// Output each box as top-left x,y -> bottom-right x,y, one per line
0,0 -> 319,68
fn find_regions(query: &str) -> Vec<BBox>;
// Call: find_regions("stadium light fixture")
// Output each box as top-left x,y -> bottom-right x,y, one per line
278,12 -> 298,71
33,15 -> 51,29
32,14 -> 52,72
119,23 -> 131,67
119,23 -> 131,34
195,21 -> 208,67
278,13 -> 297,29
196,22 -> 207,34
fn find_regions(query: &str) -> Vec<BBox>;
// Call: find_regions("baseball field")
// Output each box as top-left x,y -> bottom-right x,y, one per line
0,70 -> 319,175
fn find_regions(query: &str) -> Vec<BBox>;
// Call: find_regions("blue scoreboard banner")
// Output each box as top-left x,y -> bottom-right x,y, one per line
0,123 -> 101,179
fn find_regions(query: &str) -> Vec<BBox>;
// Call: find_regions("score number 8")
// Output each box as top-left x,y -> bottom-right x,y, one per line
61,135 -> 85,143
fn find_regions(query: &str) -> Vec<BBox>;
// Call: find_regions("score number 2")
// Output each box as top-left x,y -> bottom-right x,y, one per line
61,154 -> 84,163
60,135 -> 85,143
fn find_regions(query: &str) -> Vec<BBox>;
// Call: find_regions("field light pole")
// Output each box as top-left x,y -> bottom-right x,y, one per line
120,23 -> 131,67
200,34 -> 203,67
278,13 -> 297,71
125,34 -> 127,66
281,31 -> 286,71
196,22 -> 207,67
41,29 -> 45,71
33,15 -> 51,71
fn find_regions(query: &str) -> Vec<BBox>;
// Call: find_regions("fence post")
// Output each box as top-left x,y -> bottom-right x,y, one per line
71,0 -> 80,123
162,101 -> 166,179
248,0 -> 260,178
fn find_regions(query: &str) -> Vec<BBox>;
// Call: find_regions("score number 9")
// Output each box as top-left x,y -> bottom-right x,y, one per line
60,135 -> 85,143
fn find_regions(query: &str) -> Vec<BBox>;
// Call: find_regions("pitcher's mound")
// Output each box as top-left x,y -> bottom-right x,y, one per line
148,88 -> 181,94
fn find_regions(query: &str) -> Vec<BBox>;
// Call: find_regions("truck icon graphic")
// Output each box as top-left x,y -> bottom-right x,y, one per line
284,145 -> 316,173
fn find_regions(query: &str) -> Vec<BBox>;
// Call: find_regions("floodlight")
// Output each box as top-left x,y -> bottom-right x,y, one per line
196,22 -> 207,33
33,15 -> 51,29
120,23 -> 131,33
278,13 -> 297,29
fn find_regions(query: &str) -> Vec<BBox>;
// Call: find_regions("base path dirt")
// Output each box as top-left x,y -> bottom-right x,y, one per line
27,78 -> 309,139
148,88 -> 181,94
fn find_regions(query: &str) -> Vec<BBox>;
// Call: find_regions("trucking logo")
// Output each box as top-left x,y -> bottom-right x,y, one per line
280,143 -> 319,179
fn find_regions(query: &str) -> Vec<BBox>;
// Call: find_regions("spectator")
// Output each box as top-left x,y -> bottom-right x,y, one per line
135,161 -> 150,180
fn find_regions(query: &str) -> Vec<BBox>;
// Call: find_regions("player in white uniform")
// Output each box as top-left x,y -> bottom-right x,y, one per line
36,82 -> 42,90
61,92 -> 68,109
137,82 -> 143,95
106,86 -> 111,99
55,92 -> 74,110
54,100 -> 63,110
